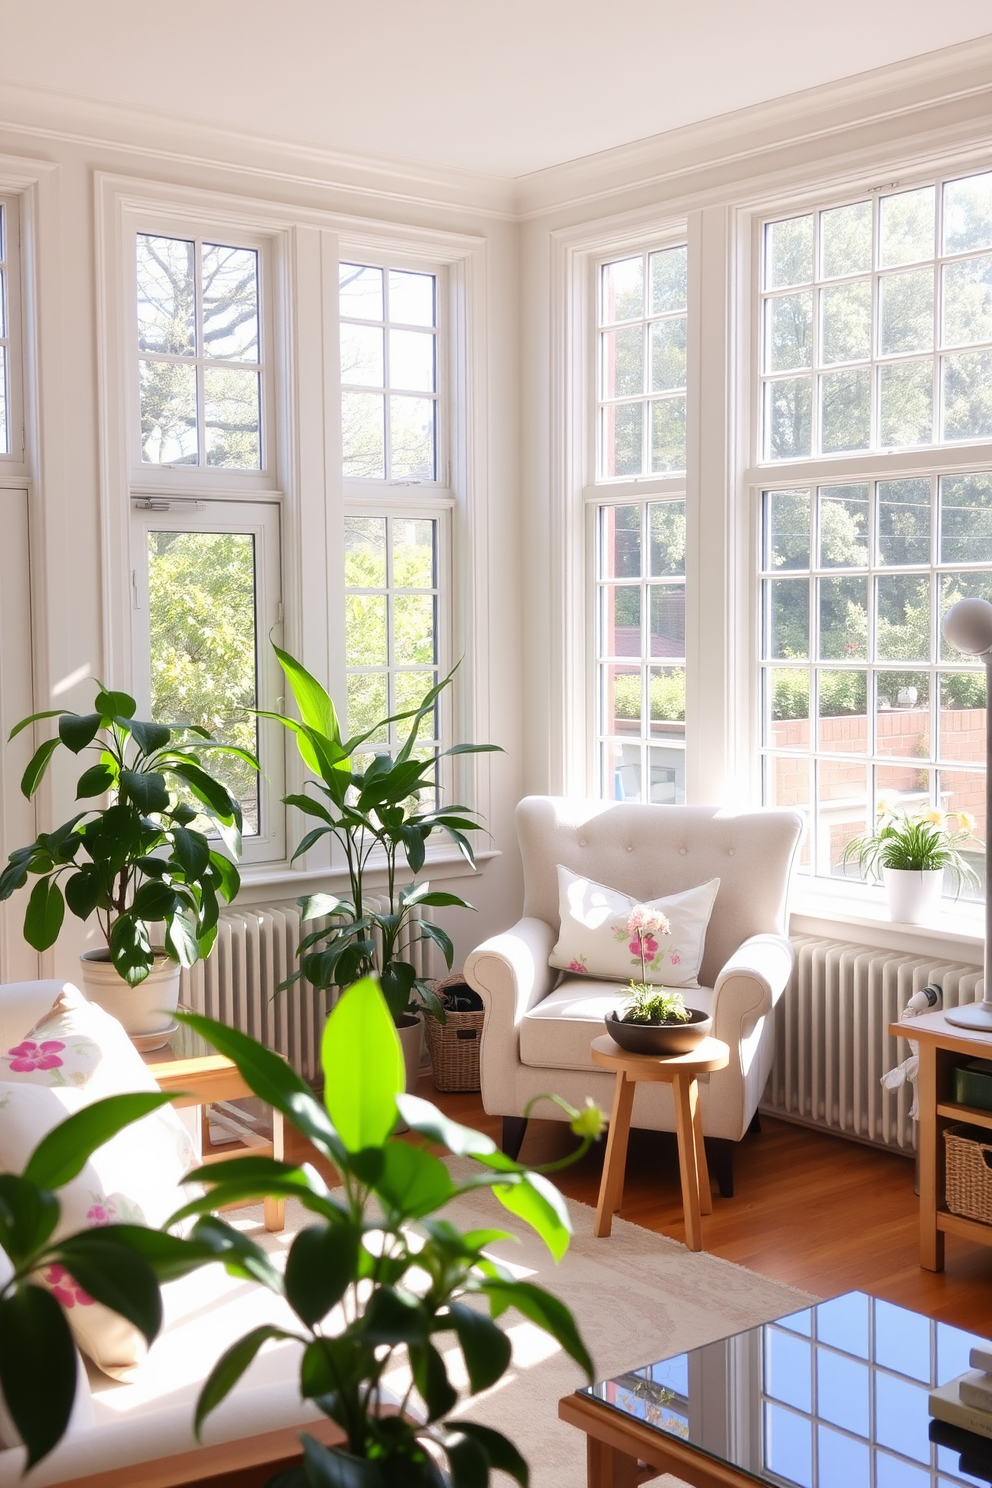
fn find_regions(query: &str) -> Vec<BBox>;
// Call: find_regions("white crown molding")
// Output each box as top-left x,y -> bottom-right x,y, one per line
0,79 -> 517,221
516,32 -> 992,220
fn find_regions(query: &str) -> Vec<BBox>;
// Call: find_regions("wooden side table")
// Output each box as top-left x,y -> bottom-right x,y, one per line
891,1007 -> 992,1271
590,1033 -> 730,1250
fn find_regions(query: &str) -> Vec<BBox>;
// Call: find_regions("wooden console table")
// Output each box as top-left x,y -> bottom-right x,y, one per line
891,1008 -> 992,1271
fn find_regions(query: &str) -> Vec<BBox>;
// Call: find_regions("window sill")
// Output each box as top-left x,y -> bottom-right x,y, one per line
788,879 -> 984,965
234,848 -> 499,907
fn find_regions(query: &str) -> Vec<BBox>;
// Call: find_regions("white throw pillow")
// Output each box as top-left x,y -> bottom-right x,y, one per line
549,866 -> 720,989
0,988 -> 199,1377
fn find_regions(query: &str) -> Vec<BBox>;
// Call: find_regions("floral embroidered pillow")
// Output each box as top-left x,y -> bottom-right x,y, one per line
549,866 -> 720,988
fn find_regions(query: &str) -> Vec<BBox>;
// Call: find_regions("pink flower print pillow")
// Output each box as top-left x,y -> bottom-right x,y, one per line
549,865 -> 720,988
6,1037 -> 68,1074
0,985 -> 139,1093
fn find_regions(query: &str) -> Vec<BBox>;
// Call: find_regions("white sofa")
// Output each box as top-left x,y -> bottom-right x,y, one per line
0,979 -> 347,1487
465,798 -> 803,1196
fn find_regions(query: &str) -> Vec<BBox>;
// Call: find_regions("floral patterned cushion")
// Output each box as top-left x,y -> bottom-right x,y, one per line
548,866 -> 720,988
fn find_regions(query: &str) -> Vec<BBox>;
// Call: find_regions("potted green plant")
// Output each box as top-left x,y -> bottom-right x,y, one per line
0,684 -> 256,1037
842,803 -> 981,925
604,907 -> 711,1054
263,646 -> 500,1088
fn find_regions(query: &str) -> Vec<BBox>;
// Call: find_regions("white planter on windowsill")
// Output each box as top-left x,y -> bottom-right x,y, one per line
881,867 -> 945,926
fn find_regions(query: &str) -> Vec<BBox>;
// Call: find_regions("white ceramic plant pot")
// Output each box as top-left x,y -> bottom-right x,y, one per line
882,866 -> 945,925
79,949 -> 180,1040
396,1012 -> 425,1095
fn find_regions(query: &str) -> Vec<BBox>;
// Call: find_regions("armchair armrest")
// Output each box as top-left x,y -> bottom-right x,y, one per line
711,933 -> 794,1037
464,917 -> 558,1115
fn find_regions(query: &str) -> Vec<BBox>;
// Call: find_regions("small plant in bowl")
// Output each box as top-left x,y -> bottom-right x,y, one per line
621,984 -> 691,1025
605,906 -> 712,1055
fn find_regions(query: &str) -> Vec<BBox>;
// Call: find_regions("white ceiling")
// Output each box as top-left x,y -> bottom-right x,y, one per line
1,2 -> 990,179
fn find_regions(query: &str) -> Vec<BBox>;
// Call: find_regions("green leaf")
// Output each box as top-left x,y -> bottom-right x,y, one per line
7,708 -> 66,742
409,1339 -> 458,1422
195,1325 -> 300,1438
50,1230 -> 162,1343
321,977 -> 404,1152
493,1172 -> 571,1263
63,869 -> 103,920
75,762 -> 116,799
207,849 -> 240,902
374,1141 -> 455,1219
284,1222 -> 358,1325
482,1278 -> 593,1380
97,1224 -> 236,1283
23,875 -> 65,952
24,1092 -> 175,1189
419,920 -> 455,967
164,908 -> 200,969
119,768 -> 170,814
109,914 -> 154,986
20,737 -> 61,798
128,718 -> 172,755
300,1434 -> 383,1488
444,1430 -> 489,1488
359,1286 -> 428,1347
131,879 -> 179,921
444,1302 -> 512,1393
0,1173 -> 60,1260
274,644 -> 341,743
165,760 -> 236,821
300,1334 -> 366,1400
189,1214 -> 285,1291
455,1424 -> 528,1487
298,892 -> 342,922
170,825 -> 211,879
394,1094 -> 497,1159
0,1283 -> 77,1467
57,712 -> 102,754
95,687 -> 136,721
283,794 -> 333,824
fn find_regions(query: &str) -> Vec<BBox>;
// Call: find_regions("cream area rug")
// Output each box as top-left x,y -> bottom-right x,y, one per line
235,1164 -> 817,1488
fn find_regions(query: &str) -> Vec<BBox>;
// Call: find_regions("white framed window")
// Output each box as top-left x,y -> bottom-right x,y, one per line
130,499 -> 285,864
0,193 -> 23,464
755,165 -> 992,901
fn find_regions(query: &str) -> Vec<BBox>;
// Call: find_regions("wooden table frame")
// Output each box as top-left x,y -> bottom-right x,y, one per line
590,1034 -> 730,1249
892,1008 -> 992,1271
147,1053 -> 285,1233
559,1391 -> 758,1488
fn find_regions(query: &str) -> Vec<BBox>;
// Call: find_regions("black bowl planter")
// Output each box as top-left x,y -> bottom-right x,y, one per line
605,1007 -> 712,1056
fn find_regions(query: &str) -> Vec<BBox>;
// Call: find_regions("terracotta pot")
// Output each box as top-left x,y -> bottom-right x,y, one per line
605,1007 -> 711,1056
79,949 -> 180,1042
882,866 -> 944,925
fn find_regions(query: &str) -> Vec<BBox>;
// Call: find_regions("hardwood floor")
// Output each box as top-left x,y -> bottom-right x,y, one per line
426,1083 -> 992,1334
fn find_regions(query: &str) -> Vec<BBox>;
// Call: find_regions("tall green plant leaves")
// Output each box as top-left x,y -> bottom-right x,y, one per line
0,1285 -> 77,1467
321,978 -> 404,1151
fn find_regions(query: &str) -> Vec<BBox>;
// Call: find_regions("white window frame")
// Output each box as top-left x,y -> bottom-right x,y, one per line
0,191 -> 24,467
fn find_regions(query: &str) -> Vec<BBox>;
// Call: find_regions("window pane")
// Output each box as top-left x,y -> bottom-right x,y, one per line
878,478 -> 931,566
136,234 -> 195,355
388,269 -> 434,327
876,574 -> 931,661
147,530 -> 259,834
767,489 -> 811,571
203,366 -> 261,468
819,759 -> 869,877
818,670 -> 868,753
601,256 -> 643,323
818,486 -> 868,568
140,359 -> 197,465
392,518 -> 435,588
602,586 -> 641,658
878,359 -> 932,446
340,323 -> 384,387
649,583 -> 685,658
394,594 -> 435,665
389,329 -> 435,393
648,744 -> 684,804
821,281 -> 871,364
201,244 -> 258,361
344,515 -> 387,587
766,669 -> 809,749
650,319 -> 686,391
339,263 -> 383,320
876,762 -> 932,821
600,505 -> 642,579
766,377 -> 812,459
345,593 -> 387,667
879,186 -> 935,267
602,326 -> 644,398
878,268 -> 934,356
347,672 -> 388,742
820,200 -> 872,278
649,666 -> 685,732
649,246 -> 687,314
943,171 -> 992,255
940,570 -> 992,659
764,754 -> 811,869
765,216 -> 814,289
602,401 -> 643,477
820,367 -> 870,452
393,669 -> 435,718
939,672 -> 986,764
942,254 -> 992,347
877,672 -> 930,759
390,395 -> 435,480
650,397 -> 686,473
767,578 -> 809,660
649,502 -> 685,577
764,1403 -> 812,1487
940,473 -> 992,564
605,664 -> 641,729
937,769 -> 987,889
0,348 -> 7,457
341,390 -> 385,477
766,292 -> 813,371
941,350 -> 992,441
819,576 -> 868,660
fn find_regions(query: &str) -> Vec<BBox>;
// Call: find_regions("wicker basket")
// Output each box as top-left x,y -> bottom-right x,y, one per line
945,1123 -> 992,1224
425,974 -> 484,1093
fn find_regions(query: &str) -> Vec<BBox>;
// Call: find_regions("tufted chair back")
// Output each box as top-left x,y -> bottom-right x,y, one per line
516,797 -> 803,989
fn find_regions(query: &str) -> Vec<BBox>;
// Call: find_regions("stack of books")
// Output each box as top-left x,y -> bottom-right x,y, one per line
930,1343 -> 992,1440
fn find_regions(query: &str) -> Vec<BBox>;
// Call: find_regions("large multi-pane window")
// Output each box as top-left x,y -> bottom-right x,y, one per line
758,167 -> 992,897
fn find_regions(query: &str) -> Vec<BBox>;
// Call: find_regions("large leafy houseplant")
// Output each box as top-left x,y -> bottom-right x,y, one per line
0,685 -> 256,985
841,803 -> 981,892
265,647 -> 499,1023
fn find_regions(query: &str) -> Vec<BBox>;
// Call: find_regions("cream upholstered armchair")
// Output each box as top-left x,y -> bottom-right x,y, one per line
464,797 -> 803,1197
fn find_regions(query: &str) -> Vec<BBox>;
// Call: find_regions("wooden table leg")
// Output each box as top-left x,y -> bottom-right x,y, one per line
595,1072 -> 635,1238
587,1436 -> 645,1488
917,1041 -> 943,1272
690,1080 -> 712,1217
673,1073 -> 704,1251
264,1108 -> 286,1233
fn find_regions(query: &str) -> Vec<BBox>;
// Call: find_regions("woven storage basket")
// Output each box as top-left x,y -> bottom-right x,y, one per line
945,1123 -> 992,1225
425,974 -> 484,1093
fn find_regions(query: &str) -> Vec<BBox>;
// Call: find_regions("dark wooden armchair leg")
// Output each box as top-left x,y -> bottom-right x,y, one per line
501,1116 -> 528,1161
748,1110 -> 762,1135
705,1137 -> 735,1199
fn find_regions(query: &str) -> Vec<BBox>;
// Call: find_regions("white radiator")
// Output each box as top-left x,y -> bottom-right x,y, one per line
763,936 -> 983,1153
179,896 -> 432,1084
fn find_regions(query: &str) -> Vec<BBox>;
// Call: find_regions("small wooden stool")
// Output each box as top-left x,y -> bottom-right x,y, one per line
590,1032 -> 730,1250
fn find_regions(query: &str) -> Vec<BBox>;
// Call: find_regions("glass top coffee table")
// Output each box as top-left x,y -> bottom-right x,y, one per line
559,1290 -> 992,1487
